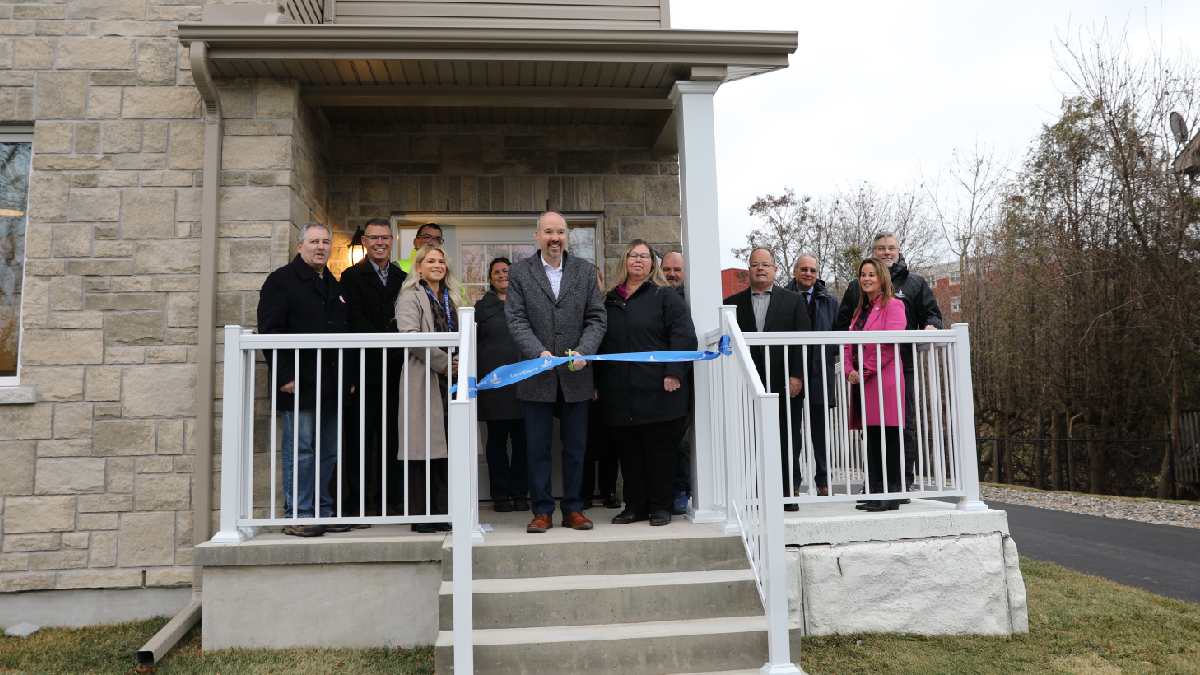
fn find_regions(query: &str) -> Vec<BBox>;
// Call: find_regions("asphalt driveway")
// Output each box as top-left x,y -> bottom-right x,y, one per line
990,500 -> 1200,604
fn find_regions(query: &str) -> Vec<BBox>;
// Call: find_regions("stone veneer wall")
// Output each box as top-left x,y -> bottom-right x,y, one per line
0,0 -> 327,594
324,123 -> 682,279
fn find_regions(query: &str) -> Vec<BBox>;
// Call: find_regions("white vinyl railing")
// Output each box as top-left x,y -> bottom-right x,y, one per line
706,307 -> 985,513
214,307 -> 480,674
707,306 -> 802,675
704,306 -> 985,674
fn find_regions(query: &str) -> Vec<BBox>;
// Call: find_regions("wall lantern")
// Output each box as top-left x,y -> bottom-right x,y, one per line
348,226 -> 365,265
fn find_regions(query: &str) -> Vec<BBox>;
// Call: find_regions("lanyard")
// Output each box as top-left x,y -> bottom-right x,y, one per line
424,286 -> 454,330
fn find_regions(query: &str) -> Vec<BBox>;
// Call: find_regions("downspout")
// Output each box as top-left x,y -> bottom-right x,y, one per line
137,41 -> 222,668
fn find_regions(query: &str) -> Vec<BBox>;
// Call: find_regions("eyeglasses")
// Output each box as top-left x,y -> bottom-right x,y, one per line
748,262 -> 775,269
628,253 -> 653,261
417,234 -> 444,244
795,267 -> 818,274
364,235 -> 393,242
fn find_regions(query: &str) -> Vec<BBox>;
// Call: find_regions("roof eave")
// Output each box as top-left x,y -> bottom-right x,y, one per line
176,24 -> 797,70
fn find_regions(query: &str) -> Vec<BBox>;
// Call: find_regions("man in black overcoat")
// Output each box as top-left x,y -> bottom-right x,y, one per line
725,247 -> 812,511
258,222 -> 354,537
339,217 -> 407,518
835,234 -> 943,488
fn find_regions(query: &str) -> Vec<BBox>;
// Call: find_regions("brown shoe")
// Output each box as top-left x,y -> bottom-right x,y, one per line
817,486 -> 829,497
561,512 -> 594,530
527,513 -> 553,533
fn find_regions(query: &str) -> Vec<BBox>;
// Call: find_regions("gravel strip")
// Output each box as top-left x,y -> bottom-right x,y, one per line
981,485 -> 1200,529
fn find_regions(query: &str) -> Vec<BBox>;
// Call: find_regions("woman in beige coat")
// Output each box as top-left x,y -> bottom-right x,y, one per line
395,244 -> 460,533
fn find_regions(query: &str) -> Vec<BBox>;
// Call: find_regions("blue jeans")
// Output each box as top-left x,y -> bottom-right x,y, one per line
523,395 -> 588,516
281,409 -> 339,518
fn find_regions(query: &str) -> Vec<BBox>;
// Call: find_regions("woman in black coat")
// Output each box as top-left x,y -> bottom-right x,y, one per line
474,258 -> 529,513
597,240 -> 697,526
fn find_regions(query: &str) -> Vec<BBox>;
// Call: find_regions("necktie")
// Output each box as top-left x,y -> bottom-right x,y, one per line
805,291 -> 816,324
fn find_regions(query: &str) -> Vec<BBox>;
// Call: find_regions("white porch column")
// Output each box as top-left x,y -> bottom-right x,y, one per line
672,80 -> 723,523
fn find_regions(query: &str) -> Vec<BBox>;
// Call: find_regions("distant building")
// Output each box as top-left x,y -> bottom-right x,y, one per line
722,268 -> 750,297
924,261 -> 963,318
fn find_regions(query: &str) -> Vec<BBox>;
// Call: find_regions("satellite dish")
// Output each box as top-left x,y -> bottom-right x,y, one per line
1170,112 -> 1189,144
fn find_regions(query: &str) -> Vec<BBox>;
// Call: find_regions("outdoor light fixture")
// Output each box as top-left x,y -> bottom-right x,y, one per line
348,226 -> 365,265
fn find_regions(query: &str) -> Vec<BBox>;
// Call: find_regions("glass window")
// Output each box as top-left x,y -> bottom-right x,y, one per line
1,136 -> 32,384
951,297 -> 962,312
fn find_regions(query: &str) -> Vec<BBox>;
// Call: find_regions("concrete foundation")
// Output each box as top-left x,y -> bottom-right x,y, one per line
195,526 -> 445,650
784,500 -> 1028,636
0,587 -> 193,628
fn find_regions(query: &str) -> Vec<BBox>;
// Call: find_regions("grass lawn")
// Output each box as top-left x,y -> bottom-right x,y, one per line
981,481 -> 1200,507
1,558 -> 1197,674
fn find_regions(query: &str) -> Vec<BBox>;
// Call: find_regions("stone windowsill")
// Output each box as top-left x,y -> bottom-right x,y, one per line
0,385 -> 38,405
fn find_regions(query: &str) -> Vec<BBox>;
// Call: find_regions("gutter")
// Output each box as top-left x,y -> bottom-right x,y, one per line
137,41 -> 223,668
176,24 -> 797,67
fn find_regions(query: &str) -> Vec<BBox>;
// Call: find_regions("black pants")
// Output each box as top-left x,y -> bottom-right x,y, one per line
485,419 -> 528,501
612,417 -> 686,515
406,458 -> 448,517
341,381 -> 403,515
903,366 -> 917,486
776,395 -> 804,495
675,413 -> 692,493
866,426 -> 903,496
806,399 -> 830,488
581,400 -> 618,498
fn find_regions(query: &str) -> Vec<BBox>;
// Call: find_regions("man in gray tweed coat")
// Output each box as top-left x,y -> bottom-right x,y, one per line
505,212 -> 607,533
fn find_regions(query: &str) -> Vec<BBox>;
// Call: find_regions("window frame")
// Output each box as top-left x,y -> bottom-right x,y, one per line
0,125 -> 33,388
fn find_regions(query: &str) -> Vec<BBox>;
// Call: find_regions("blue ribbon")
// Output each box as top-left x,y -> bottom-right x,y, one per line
451,335 -> 731,397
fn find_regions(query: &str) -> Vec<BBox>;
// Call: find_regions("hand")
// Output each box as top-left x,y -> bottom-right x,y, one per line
540,351 -> 553,358
448,358 -> 458,377
568,350 -> 586,371
848,370 -> 860,385
664,375 -> 681,392
281,380 -> 295,394
924,325 -> 938,331
351,385 -> 355,394
593,388 -> 599,401
789,377 -> 802,398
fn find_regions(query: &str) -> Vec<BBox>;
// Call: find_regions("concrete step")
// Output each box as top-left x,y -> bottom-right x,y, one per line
438,568 -> 762,630
434,616 -> 800,675
441,534 -> 750,580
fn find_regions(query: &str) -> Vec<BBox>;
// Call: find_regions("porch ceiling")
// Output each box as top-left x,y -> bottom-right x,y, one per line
321,105 -> 662,125
178,24 -> 796,108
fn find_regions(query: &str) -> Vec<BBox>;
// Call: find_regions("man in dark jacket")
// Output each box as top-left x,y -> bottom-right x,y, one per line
835,234 -> 943,488
725,247 -> 812,511
661,251 -> 692,514
785,253 -> 838,495
339,217 -> 406,519
258,222 -> 354,537
505,212 -> 607,533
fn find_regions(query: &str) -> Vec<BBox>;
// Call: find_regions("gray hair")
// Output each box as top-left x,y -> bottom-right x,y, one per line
794,251 -> 818,269
873,232 -> 897,245
749,246 -> 776,265
298,221 -> 331,242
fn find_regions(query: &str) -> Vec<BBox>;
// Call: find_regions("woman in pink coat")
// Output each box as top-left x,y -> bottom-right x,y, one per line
844,258 -> 908,512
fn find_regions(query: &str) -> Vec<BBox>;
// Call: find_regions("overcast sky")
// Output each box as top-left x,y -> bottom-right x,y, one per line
669,1 -> 1200,268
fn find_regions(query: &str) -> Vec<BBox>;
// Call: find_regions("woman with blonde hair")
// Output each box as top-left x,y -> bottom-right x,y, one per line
597,240 -> 696,526
843,257 -> 907,512
396,244 -> 461,533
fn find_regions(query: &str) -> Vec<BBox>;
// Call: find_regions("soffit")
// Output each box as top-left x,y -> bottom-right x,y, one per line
322,106 -> 661,125
179,24 -> 796,89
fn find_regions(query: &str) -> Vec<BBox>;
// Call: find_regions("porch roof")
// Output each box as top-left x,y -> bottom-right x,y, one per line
176,24 -> 797,94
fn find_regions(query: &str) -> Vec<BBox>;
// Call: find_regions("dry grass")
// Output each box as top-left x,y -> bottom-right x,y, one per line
2,558 -> 1197,674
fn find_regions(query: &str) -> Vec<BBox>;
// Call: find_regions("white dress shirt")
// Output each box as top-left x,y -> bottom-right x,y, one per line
541,253 -> 563,299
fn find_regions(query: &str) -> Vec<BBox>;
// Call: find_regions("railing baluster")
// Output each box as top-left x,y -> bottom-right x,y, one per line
360,347 -> 366,518
270,350 -> 277,520
315,348 -> 322,521
293,348 -> 299,521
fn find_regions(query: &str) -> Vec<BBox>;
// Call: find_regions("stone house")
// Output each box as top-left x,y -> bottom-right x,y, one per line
0,0 -> 798,624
